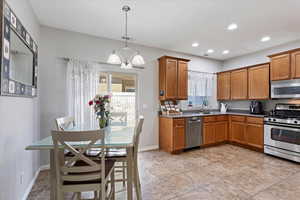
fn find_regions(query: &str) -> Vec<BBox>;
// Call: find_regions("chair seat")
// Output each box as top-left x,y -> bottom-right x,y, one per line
106,149 -> 127,158
63,160 -> 115,185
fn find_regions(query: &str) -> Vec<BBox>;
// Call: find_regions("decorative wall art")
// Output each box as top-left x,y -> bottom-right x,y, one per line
1,1 -> 38,97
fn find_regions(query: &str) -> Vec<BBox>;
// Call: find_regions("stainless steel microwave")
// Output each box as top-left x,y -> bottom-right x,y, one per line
271,79 -> 300,99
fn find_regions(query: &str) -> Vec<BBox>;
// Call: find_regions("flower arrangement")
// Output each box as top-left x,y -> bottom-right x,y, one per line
88,94 -> 111,128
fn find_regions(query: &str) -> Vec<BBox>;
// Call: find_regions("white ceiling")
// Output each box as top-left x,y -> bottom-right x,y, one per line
29,0 -> 300,60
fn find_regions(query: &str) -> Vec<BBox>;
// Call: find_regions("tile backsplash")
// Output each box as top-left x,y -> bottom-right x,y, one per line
221,99 -> 300,112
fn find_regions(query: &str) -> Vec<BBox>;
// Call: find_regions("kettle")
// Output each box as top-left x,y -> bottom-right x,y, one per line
220,103 -> 228,113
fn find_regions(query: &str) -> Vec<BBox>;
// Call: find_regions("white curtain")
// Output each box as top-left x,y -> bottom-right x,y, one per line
188,72 -> 218,108
66,59 -> 100,129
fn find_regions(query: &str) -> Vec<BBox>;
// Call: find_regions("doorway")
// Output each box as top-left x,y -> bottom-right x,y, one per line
98,72 -> 137,127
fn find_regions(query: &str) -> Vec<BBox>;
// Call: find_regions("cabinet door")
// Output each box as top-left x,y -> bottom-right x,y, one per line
231,121 -> 246,144
231,69 -> 248,100
177,61 -> 188,100
203,123 -> 215,145
173,119 -> 185,151
215,121 -> 228,143
248,64 -> 270,100
270,54 -> 290,81
291,50 -> 300,79
217,72 -> 231,100
246,123 -> 264,149
165,59 -> 178,99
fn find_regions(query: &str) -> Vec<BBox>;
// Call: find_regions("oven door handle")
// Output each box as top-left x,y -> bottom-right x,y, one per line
265,124 -> 300,132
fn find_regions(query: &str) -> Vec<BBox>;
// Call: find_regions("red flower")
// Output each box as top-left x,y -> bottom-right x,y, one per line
88,100 -> 93,106
95,100 -> 101,104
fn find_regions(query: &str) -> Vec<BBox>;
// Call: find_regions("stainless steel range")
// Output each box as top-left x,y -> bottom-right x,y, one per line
264,103 -> 300,162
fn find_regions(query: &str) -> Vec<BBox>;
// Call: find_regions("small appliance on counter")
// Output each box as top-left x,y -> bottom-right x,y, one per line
250,100 -> 263,114
264,103 -> 300,163
220,103 -> 228,113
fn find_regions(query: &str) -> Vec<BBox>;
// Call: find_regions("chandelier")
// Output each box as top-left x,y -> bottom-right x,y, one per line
107,5 -> 145,69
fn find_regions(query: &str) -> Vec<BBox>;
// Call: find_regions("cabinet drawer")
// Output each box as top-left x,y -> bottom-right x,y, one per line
203,116 -> 216,123
231,115 -> 246,122
173,118 -> 185,127
247,117 -> 263,125
216,115 -> 228,121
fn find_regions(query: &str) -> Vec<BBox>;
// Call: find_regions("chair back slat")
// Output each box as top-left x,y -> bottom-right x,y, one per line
52,129 -> 105,183
55,116 -> 75,131
133,116 -> 144,157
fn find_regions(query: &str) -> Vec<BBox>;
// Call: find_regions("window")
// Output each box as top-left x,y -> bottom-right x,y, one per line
187,72 -> 217,108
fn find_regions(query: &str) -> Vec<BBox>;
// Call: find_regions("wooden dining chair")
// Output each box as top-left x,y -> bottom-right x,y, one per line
52,129 -> 115,200
106,116 -> 144,199
55,116 -> 75,131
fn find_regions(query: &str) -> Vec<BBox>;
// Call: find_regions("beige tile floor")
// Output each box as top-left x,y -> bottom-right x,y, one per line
27,144 -> 300,200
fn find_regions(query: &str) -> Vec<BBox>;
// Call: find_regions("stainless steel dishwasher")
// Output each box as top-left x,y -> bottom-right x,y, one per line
185,117 -> 203,149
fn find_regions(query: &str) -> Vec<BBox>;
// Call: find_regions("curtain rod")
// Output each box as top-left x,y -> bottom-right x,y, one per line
60,57 -> 145,70
188,70 -> 216,74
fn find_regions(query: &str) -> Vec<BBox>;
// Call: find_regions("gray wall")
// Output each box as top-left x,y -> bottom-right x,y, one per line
221,40 -> 300,111
39,26 -> 222,165
0,0 -> 40,200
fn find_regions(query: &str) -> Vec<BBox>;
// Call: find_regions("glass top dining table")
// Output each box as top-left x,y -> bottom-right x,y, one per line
25,126 -> 135,150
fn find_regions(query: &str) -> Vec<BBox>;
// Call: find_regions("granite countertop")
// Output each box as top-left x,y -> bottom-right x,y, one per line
160,110 -> 266,118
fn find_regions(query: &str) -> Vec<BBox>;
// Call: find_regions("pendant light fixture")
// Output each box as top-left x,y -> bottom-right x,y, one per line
107,5 -> 145,69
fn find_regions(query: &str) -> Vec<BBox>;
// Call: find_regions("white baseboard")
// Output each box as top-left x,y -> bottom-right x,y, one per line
21,167 -> 41,200
139,145 -> 159,152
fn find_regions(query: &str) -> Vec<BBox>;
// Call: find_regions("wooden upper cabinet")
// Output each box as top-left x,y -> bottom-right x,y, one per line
177,61 -> 188,99
270,53 -> 291,81
230,69 -> 248,100
217,72 -> 231,100
248,64 -> 270,100
165,58 -> 178,99
291,50 -> 300,79
158,56 -> 190,100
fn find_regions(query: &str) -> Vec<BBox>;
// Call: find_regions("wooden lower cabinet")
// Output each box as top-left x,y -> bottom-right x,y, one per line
229,116 -> 264,151
215,121 -> 228,143
231,121 -> 246,144
173,119 -> 186,151
159,117 -> 186,153
203,116 -> 228,146
203,123 -> 216,145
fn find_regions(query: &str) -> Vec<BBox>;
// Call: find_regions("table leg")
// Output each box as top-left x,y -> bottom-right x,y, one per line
50,150 -> 57,200
126,147 -> 133,200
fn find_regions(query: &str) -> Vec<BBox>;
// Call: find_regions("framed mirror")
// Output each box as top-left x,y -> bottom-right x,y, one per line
1,1 -> 38,97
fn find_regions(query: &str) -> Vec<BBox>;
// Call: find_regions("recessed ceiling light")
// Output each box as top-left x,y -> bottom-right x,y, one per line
207,49 -> 214,54
192,42 -> 199,47
261,36 -> 271,42
227,23 -> 238,31
222,50 -> 230,54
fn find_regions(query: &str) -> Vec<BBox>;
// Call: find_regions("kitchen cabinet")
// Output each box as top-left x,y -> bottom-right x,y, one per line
291,50 -> 300,79
229,116 -> 264,150
177,60 -> 188,99
245,117 -> 264,149
202,115 -> 228,146
159,117 -> 186,153
230,69 -> 248,100
173,119 -> 186,151
203,123 -> 216,145
217,72 -> 231,100
248,64 -> 270,99
158,56 -> 190,100
269,53 -> 291,81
